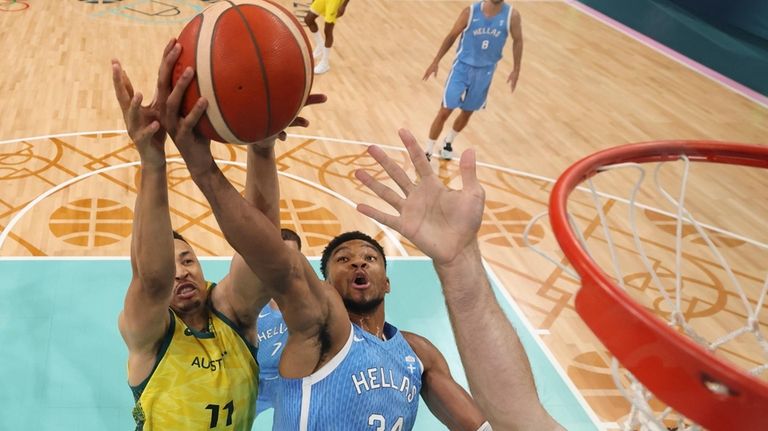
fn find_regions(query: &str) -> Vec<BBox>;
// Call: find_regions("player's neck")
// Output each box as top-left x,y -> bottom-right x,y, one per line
179,308 -> 211,333
483,0 -> 503,14
348,308 -> 386,340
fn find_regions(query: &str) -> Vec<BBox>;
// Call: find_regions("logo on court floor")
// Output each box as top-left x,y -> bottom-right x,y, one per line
0,0 -> 30,12
72,0 -> 213,24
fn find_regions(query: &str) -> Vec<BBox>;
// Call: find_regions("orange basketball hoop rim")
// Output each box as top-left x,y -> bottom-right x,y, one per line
549,141 -> 768,430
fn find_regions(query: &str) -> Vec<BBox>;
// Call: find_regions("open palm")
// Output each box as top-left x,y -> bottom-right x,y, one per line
355,129 -> 485,264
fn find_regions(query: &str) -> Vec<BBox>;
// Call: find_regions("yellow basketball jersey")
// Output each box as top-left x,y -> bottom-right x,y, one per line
130,285 -> 258,430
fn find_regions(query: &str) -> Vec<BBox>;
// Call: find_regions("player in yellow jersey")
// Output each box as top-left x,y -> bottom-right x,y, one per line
304,0 -> 350,74
111,39 -> 324,430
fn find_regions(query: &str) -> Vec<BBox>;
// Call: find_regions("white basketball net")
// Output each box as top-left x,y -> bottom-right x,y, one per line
525,156 -> 768,430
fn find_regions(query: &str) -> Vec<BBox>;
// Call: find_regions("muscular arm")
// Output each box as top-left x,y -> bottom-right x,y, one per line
112,50 -> 176,385
214,144 -> 279,330
164,59 -> 349,377
121,164 -> 174,360
403,332 -> 486,430
434,242 -> 563,431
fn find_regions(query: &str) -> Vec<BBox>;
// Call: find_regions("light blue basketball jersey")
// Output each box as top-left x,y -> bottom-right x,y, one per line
272,323 -> 423,430
456,1 -> 512,67
256,304 -> 288,413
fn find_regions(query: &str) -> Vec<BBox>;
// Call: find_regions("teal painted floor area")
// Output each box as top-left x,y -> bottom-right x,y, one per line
0,258 -> 597,430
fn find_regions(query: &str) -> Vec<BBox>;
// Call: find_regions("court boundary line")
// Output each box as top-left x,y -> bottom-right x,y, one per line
566,0 -> 768,109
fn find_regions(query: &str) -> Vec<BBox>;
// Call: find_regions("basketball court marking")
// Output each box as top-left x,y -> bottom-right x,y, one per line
0,0 -> 30,12
3,130 -> 766,430
3,131 -> 765,252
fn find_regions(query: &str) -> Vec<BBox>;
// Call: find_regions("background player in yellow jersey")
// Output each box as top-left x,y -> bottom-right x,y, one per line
111,39 -> 323,430
304,0 -> 350,74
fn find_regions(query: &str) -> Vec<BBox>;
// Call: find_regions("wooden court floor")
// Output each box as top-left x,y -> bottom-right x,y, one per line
1,0 -> 767,428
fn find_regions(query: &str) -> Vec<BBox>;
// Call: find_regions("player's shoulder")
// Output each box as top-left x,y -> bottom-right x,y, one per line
400,331 -> 440,358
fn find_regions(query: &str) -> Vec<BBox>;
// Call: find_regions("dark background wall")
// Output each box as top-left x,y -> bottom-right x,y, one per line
577,0 -> 768,97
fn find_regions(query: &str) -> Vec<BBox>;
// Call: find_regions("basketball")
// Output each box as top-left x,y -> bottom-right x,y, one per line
172,0 -> 313,144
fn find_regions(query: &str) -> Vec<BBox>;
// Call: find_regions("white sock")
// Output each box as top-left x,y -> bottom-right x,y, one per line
426,139 -> 436,153
322,47 -> 331,64
312,31 -> 324,50
445,129 -> 459,145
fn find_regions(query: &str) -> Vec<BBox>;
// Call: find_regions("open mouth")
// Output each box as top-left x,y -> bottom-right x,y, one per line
176,282 -> 197,299
352,274 -> 370,290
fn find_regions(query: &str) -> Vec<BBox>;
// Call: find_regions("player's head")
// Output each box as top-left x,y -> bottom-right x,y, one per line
489,0 -> 504,4
321,231 -> 389,314
170,230 -> 208,314
281,228 -> 302,252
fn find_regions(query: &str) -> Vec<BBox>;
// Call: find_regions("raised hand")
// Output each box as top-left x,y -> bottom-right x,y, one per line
507,70 -> 520,93
355,129 -> 485,264
111,39 -> 178,168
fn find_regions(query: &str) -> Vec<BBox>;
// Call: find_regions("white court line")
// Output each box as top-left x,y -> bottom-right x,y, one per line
4,130 -> 766,251
0,157 -> 408,256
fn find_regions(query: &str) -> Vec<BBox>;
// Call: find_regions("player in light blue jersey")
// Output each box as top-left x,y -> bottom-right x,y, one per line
256,228 -> 301,414
272,230 -> 489,430
423,0 -> 523,161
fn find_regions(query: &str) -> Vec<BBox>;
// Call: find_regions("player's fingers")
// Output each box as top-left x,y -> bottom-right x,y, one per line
111,60 -> 131,110
356,203 -> 400,232
157,42 -> 181,102
398,129 -> 433,179
289,116 -> 309,128
355,169 -> 404,212
179,97 -> 208,134
167,66 -> 194,119
305,93 -> 327,106
458,148 -> 481,193
134,121 -> 161,144
127,92 -> 144,130
367,144 -> 415,196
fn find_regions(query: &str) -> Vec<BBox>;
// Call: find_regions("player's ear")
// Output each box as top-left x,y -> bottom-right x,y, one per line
385,277 -> 391,294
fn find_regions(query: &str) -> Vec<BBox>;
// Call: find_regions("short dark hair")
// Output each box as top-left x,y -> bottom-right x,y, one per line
172,230 -> 189,244
280,228 -> 302,251
320,231 -> 386,278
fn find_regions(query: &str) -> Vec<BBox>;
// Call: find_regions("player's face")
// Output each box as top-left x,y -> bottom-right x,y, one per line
326,239 -> 389,314
170,239 -> 208,314
489,0 -> 504,4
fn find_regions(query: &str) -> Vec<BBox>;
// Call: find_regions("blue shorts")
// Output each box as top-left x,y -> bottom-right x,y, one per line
442,61 -> 496,111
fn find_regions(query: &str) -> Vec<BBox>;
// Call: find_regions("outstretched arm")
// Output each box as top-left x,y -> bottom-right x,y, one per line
355,130 -> 563,430
507,9 -> 523,92
156,45 -> 348,377
217,99 -> 325,329
113,40 -> 178,384
423,7 -> 469,80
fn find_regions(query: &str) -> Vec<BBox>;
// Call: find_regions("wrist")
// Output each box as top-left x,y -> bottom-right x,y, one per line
432,239 -> 482,273
186,156 -> 218,180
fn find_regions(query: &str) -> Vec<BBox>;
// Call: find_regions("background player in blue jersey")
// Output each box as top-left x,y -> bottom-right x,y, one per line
256,228 -> 302,415
355,129 -> 564,430
423,0 -> 523,161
